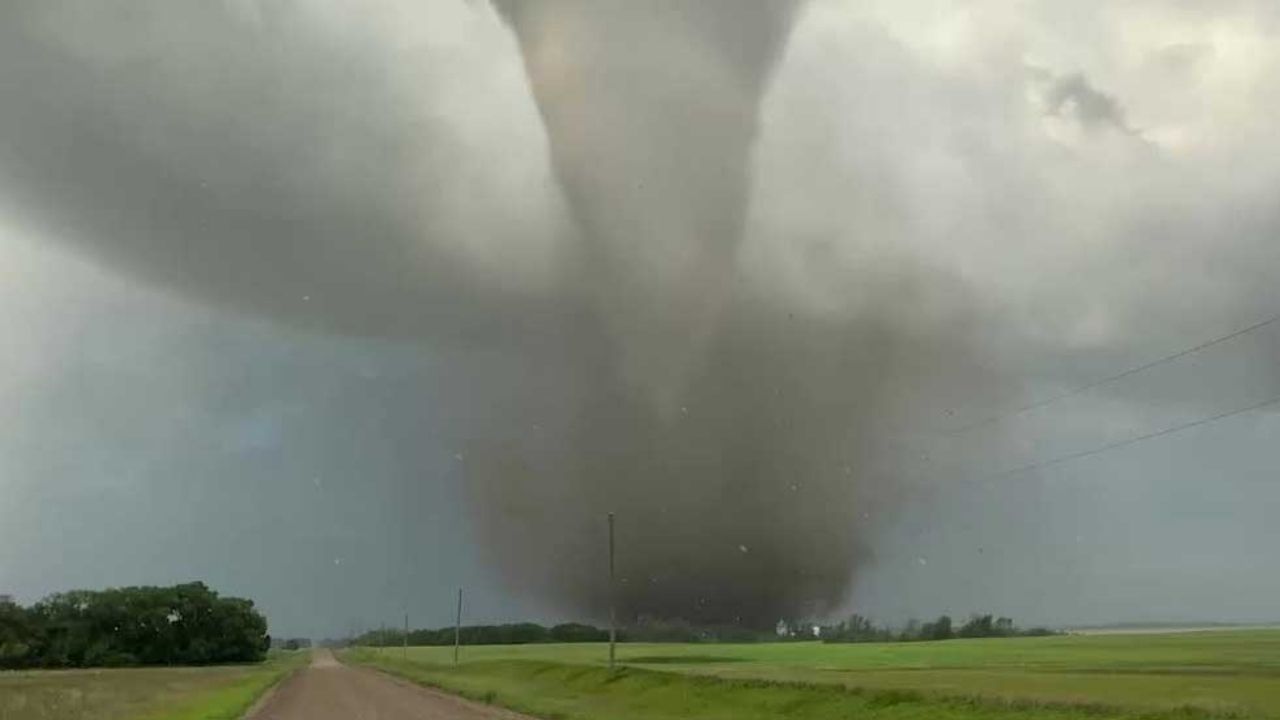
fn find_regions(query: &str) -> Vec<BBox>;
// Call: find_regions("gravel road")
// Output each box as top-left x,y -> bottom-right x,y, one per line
245,649 -> 536,720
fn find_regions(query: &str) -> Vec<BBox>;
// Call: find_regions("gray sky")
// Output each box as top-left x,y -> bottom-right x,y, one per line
2,0 -> 1279,638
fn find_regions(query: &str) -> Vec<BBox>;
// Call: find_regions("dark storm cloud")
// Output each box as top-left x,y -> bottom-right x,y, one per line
1043,72 -> 1133,132
0,0 -> 572,344
0,0 -> 1003,627
5,0 -> 1280,633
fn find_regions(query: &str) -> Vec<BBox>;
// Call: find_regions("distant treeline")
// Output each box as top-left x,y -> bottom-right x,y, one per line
821,614 -> 1056,643
354,614 -> 1056,649
272,637 -> 313,651
357,619 -> 781,646
0,582 -> 269,668
359,622 -> 610,647
621,618 -> 799,643
356,620 -> 806,646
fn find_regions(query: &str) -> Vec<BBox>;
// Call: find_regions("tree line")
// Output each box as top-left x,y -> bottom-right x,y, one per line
358,621 -> 610,647
272,636 -> 313,650
0,582 -> 270,668
356,620 -> 798,646
352,614 -> 1057,648
820,613 -> 1056,643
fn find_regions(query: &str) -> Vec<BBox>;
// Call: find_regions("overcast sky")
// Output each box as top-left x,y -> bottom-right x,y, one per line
2,0 -> 1279,638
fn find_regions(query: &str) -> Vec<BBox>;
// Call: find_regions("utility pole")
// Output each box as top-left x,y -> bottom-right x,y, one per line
454,587 -> 463,665
403,613 -> 408,660
608,511 -> 616,670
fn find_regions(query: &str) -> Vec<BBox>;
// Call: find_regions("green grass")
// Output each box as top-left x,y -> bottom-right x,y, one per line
343,630 -> 1280,719
0,651 -> 305,720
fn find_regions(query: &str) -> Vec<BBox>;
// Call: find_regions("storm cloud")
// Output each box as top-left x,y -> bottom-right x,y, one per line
2,0 -> 1280,634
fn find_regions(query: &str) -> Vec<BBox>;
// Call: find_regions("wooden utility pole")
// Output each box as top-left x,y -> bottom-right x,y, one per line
608,511 -> 616,670
453,588 -> 463,665
403,613 -> 408,660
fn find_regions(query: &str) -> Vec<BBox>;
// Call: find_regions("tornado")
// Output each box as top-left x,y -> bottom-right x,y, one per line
468,1 -> 951,626
0,0 -> 992,628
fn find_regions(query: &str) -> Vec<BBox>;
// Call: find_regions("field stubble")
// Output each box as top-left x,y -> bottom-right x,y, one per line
0,651 -> 304,720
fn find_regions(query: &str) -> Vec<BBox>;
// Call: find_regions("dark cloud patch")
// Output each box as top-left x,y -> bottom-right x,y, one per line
1044,72 -> 1133,132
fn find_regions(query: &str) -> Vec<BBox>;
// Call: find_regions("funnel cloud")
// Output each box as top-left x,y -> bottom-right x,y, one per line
471,0 -> 996,625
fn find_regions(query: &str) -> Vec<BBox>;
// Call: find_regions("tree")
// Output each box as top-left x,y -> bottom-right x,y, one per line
921,615 -> 953,641
959,614 -> 995,638
0,600 -> 34,667
0,582 -> 268,668
550,623 -> 609,642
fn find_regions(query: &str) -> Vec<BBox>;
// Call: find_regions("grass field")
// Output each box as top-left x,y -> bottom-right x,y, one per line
346,630 -> 1280,719
0,651 -> 305,720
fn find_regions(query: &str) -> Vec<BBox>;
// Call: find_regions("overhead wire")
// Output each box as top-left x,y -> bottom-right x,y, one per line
947,311 -> 1280,436
990,393 -> 1280,478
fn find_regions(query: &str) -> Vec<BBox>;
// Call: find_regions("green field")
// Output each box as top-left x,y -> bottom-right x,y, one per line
345,630 -> 1280,719
0,651 -> 305,720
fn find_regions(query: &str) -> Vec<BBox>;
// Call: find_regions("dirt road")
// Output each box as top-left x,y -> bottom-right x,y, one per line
246,649 -> 536,720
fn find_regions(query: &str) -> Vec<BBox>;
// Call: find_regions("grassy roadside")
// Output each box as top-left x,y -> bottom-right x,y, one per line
138,650 -> 306,720
342,648 -> 1250,720
0,651 -> 306,720
345,632 -> 1280,718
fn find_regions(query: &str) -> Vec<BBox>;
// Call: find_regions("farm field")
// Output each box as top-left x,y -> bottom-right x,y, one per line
0,650 -> 305,720
347,629 -> 1280,719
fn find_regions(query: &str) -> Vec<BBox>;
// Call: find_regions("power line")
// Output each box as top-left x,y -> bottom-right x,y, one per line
607,511 -> 617,672
949,311 -> 1280,435
995,393 -> 1280,479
